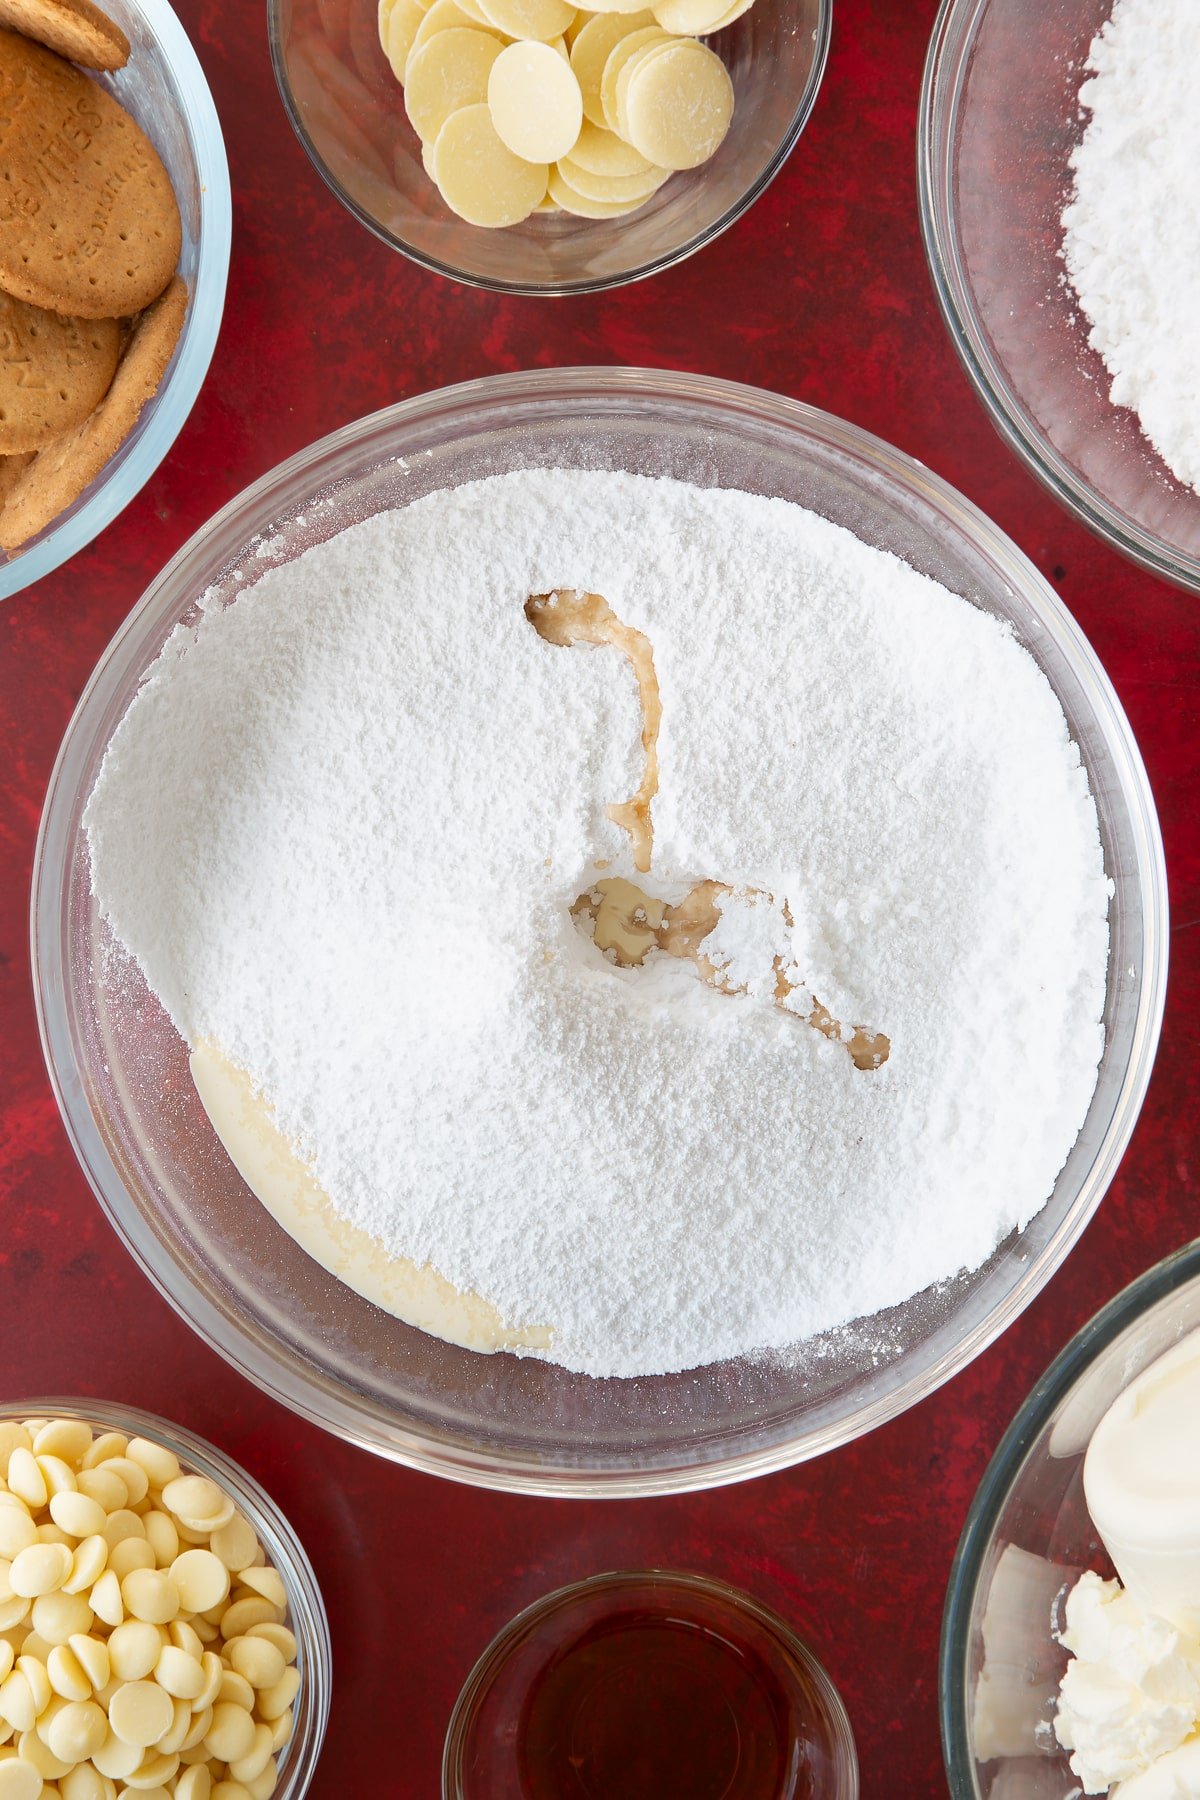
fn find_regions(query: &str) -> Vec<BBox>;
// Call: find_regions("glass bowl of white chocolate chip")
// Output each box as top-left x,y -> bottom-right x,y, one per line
0,1401 -> 330,1800
32,367 -> 1166,1496
266,0 -> 830,292
941,1238 -> 1200,1800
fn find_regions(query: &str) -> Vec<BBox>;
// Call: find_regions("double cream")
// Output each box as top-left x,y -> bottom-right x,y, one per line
1055,1327 -> 1200,1794
1084,1330 -> 1200,1637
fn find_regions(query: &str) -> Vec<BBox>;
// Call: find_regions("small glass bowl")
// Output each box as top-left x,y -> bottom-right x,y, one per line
940,1238 -> 1200,1798
443,1570 -> 858,1800
0,0 -> 231,603
0,1398 -> 331,1800
919,0 -> 1200,593
267,0 -> 831,294
33,367 -> 1166,1496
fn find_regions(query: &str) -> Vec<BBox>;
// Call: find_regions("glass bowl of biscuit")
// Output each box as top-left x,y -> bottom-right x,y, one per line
32,367 -> 1167,1498
267,0 -> 831,293
0,0 -> 231,602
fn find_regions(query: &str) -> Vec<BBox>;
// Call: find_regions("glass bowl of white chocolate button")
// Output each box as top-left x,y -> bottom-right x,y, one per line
31,366 -> 1166,1497
0,1402 -> 330,1800
266,0 -> 831,292
941,1237 -> 1200,1800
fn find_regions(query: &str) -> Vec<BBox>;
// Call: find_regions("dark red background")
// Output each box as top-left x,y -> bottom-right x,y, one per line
2,2 -> 1198,1793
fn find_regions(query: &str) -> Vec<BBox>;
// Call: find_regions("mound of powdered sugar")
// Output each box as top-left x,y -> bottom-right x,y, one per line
85,469 -> 1111,1378
1062,0 -> 1200,493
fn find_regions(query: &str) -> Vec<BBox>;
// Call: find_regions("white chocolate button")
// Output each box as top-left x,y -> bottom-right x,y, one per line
120,1571 -> 178,1628
100,1513 -> 144,1553
80,1435 -> 126,1472
246,1625 -> 296,1662
254,1667 -> 299,1723
34,1423 -> 94,1471
208,1519 -> 256,1577
108,1623 -> 161,1684
30,1591 -> 92,1646
19,1725 -> 72,1779
62,1538 -> 107,1600
569,9 -> 653,124
6,1455 -> 47,1513
95,1461 -> 147,1509
108,1541 -> 154,1583
159,1481 -> 222,1528
407,0 -> 493,74
67,1635 -> 108,1695
488,40 -> 582,160
35,1459 -> 76,1502
169,1554 -> 228,1617
0,1671 -> 37,1734
167,1621 -> 202,1660
176,1768 -> 213,1800
0,1759 -> 43,1800
383,0 -> 426,78
226,1638 -> 284,1692
567,118 -> 651,175
0,1517 -> 37,1561
75,1472 -> 125,1517
46,1698 -> 106,1762
228,1721 -> 273,1784
154,1646 -> 204,1702
91,1726 -> 144,1779
476,0 -> 575,40
46,1645 -> 89,1702
130,1750 -> 179,1788
598,23 -> 667,128
47,1494 -> 106,1543
86,1571 -> 121,1630
547,164 -> 650,214
233,1568 -> 286,1611
556,154 -> 664,202
621,36 -> 731,166
193,1654 -> 223,1714
434,104 -> 548,224
9,1545 -> 71,1600
61,1760 -> 108,1799
204,1703 -> 256,1763
652,0 -> 733,30
405,27 -> 504,142
139,1515 -> 178,1572
108,1680 -> 172,1749
216,1670 -> 255,1713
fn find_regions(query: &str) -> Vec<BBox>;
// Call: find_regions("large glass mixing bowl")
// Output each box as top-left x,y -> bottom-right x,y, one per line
940,1239 -> 1200,1798
919,0 -> 1200,593
32,368 -> 1167,1496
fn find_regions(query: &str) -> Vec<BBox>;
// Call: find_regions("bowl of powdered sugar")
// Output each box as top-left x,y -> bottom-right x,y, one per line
33,368 -> 1166,1495
920,0 -> 1200,592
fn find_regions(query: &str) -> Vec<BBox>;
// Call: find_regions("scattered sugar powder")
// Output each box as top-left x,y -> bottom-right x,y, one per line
84,470 -> 1111,1378
1062,0 -> 1200,493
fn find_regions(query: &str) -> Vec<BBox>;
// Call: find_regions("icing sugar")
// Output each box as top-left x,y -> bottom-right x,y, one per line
84,469 -> 1110,1377
1062,0 -> 1200,493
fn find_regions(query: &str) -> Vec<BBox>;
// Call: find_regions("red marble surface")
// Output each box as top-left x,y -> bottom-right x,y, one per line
1,1 -> 1198,1794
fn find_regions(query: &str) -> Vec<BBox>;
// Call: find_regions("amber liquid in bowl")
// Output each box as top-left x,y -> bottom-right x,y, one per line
520,1603 -> 818,1799
445,1572 -> 857,1800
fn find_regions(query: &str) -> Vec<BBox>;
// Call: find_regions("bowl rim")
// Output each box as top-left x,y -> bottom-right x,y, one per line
916,0 -> 1200,597
0,0 -> 233,604
938,1235 -> 1200,1797
264,0 -> 833,296
0,1395 -> 332,1800
31,365 -> 1169,1497
441,1567 -> 860,1800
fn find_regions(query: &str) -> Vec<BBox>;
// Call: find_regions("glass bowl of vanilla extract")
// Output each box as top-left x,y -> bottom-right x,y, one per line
443,1569 -> 859,1800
